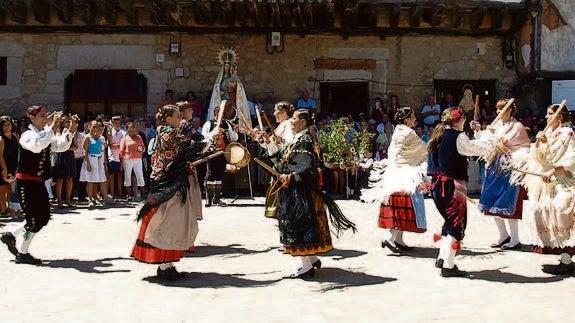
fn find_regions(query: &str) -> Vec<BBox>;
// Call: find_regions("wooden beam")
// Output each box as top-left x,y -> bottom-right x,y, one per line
470,7 -> 487,30
30,0 -> 51,24
410,4 -> 423,27
490,7 -> 508,30
389,3 -> 401,28
53,0 -> 74,24
450,5 -> 463,28
119,0 -> 139,25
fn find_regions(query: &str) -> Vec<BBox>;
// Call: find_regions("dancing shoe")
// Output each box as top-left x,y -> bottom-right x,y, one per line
435,259 -> 444,269
542,262 -> 575,276
213,199 -> 227,207
441,265 -> 467,278
15,253 -> 42,265
157,266 -> 185,281
312,259 -> 322,269
490,236 -> 510,248
395,241 -> 414,251
381,240 -> 400,253
1,232 -> 18,256
500,242 -> 522,250
289,268 -> 315,279
205,199 -> 212,207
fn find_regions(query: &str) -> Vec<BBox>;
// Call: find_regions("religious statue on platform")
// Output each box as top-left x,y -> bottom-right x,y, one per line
208,47 -> 251,130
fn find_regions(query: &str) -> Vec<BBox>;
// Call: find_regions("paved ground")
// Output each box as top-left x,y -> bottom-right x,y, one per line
0,196 -> 573,323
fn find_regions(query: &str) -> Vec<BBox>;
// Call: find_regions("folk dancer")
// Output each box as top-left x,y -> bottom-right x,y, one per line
255,101 -> 295,218
428,107 -> 491,277
510,103 -> 575,275
477,99 -> 530,250
361,107 -> 429,252
131,105 -> 209,280
1,106 -> 78,264
276,109 -> 356,279
201,102 -> 239,206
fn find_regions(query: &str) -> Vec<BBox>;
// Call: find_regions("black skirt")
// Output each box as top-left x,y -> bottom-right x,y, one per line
53,151 -> 77,179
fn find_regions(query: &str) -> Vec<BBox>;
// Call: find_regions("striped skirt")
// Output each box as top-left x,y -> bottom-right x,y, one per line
378,193 -> 426,233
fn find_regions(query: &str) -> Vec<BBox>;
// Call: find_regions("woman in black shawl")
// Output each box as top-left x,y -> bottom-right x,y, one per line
131,105 -> 209,281
276,109 -> 356,279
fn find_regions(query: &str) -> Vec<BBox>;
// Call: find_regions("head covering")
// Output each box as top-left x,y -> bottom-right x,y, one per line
441,107 -> 465,126
26,105 -> 46,118
394,107 -> 413,123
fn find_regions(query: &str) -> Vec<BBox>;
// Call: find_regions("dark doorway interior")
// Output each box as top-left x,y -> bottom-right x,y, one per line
434,79 -> 497,111
65,69 -> 147,119
319,81 -> 369,117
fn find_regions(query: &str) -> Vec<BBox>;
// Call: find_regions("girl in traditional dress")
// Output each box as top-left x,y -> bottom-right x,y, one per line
361,107 -> 428,252
478,100 -> 531,250
511,103 -> 575,275
428,107 -> 491,277
276,109 -> 356,279
131,105 -> 208,281
477,99 -> 530,250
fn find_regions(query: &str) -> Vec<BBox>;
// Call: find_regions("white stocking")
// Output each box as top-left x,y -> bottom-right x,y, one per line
11,223 -> 26,237
494,217 -> 508,243
443,235 -> 457,269
19,231 -> 35,254
386,229 -> 398,246
395,231 -> 405,245
506,219 -> 520,246
159,262 -> 174,270
297,256 -> 313,275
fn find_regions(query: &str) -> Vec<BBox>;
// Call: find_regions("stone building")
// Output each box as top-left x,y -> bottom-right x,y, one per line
0,0 -> 572,118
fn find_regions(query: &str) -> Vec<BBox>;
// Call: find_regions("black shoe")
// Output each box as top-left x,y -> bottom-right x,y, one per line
435,259 -> 444,268
1,232 -> 18,256
205,200 -> 212,207
312,259 -> 322,269
395,241 -> 413,251
542,262 -> 575,276
441,265 -> 467,277
490,236 -> 511,248
157,266 -> 185,281
213,199 -> 227,207
289,268 -> 315,279
381,240 -> 400,253
15,253 -> 42,265
500,242 -> 522,250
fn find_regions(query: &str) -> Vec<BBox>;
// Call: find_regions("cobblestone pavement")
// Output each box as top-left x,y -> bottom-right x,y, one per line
0,197 -> 573,322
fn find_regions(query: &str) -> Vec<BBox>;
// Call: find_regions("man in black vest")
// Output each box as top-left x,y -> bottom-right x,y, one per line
1,106 -> 78,265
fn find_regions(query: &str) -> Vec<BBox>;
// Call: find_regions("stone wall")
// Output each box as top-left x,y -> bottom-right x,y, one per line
0,32 -> 517,117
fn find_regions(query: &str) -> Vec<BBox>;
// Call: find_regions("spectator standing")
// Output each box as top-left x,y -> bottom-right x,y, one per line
420,95 -> 441,131
119,122 -> 146,201
107,115 -> 126,199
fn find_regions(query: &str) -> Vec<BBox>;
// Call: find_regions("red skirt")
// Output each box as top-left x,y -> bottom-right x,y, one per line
531,245 -> 575,255
378,193 -> 425,233
131,207 -> 186,264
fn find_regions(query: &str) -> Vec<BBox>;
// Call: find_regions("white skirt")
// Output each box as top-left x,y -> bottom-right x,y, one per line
79,155 -> 107,183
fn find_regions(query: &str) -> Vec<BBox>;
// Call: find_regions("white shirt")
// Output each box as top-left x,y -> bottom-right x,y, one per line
20,124 -> 74,154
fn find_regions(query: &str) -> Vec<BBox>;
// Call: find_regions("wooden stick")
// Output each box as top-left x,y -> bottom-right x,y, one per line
235,106 -> 252,131
261,112 -> 276,133
542,99 -> 567,133
490,98 -> 514,126
473,95 -> 480,121
254,158 -> 281,177
215,100 -> 226,129
190,150 -> 224,167
255,107 -> 264,130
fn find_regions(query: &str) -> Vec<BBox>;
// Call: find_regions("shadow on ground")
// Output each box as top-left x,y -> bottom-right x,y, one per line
310,267 -> 396,292
324,248 -> 368,260
43,257 -> 132,274
186,244 -> 276,258
387,246 -> 499,261
143,271 -> 281,288
466,267 -> 570,283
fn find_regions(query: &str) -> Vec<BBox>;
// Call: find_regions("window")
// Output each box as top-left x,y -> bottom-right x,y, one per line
0,57 -> 7,85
